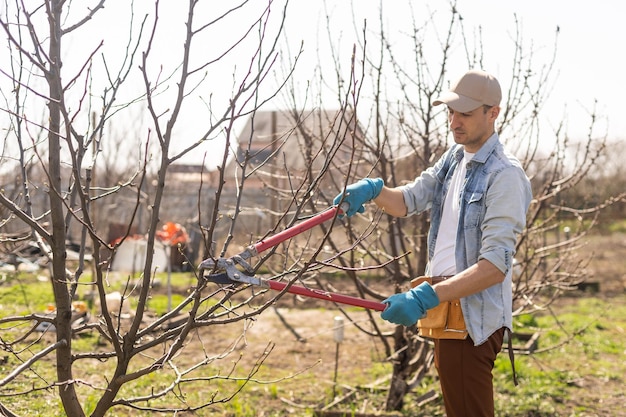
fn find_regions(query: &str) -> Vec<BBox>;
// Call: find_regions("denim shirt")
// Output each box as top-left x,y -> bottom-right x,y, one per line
400,133 -> 532,345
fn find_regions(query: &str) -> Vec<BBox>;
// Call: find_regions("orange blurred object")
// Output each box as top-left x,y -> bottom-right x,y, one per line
156,222 -> 189,245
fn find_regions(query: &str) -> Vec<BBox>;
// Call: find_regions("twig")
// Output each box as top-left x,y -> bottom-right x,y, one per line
0,402 -> 20,417
321,388 -> 357,411
272,306 -> 307,342
416,389 -> 439,407
0,340 -> 66,388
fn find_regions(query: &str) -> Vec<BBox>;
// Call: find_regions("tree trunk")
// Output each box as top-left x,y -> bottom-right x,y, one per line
47,1 -> 84,415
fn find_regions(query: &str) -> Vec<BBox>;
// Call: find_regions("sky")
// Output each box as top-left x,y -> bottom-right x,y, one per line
2,0 -> 625,169
448,0 -> 626,140
283,0 -> 625,141
203,0 -> 625,166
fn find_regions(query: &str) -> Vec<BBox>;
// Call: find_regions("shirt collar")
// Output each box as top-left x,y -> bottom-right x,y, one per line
472,132 -> 499,164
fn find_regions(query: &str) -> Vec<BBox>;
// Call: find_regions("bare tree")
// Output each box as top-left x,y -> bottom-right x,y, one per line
0,0 -> 315,415
270,1 -> 625,412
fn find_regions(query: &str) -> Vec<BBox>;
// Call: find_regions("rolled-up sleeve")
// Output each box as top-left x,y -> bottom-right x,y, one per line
477,165 -> 532,275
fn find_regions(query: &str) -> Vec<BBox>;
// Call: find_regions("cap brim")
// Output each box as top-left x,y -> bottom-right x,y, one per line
432,92 -> 483,113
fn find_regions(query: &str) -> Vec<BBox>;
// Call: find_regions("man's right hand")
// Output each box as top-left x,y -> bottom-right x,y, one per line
333,178 -> 384,217
381,281 -> 440,326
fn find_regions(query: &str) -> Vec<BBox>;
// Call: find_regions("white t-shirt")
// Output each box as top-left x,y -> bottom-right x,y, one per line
429,151 -> 474,276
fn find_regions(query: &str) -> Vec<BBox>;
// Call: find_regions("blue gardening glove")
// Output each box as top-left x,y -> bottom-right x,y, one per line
381,282 -> 440,326
333,178 -> 384,217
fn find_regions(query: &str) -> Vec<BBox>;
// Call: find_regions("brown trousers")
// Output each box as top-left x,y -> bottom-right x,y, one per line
433,328 -> 505,417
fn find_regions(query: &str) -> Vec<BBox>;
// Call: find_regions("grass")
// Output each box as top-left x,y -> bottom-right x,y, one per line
389,295 -> 626,417
492,297 -> 626,416
2,270 -> 626,416
0,274 -> 52,315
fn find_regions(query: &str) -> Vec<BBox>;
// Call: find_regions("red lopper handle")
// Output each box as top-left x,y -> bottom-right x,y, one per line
253,205 -> 343,254
267,280 -> 386,311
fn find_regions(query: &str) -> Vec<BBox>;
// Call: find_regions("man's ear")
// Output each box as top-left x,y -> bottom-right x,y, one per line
490,106 -> 501,120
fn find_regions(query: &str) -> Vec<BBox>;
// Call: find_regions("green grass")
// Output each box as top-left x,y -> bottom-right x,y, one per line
493,297 -> 626,416
0,271 -> 199,318
0,274 -> 53,316
2,270 -> 626,416
312,295 -> 626,417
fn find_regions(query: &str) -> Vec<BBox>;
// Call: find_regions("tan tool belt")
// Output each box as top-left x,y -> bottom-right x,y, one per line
411,275 -> 468,340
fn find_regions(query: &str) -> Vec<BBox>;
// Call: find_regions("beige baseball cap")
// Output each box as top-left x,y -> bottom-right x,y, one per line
433,70 -> 502,112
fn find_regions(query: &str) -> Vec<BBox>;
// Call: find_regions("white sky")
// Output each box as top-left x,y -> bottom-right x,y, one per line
283,0 -> 625,141
451,0 -> 626,140
2,0 -> 624,169
209,0 -> 625,166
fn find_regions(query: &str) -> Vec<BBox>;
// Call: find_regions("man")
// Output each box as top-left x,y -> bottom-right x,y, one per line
333,69 -> 532,416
